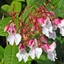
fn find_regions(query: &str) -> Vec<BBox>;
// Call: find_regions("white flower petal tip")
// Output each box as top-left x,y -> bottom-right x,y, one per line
7,34 -> 15,45
29,49 -> 35,59
35,48 -> 42,59
48,50 -> 57,61
16,51 -> 29,62
23,53 -> 29,62
16,52 -> 22,62
15,34 -> 21,45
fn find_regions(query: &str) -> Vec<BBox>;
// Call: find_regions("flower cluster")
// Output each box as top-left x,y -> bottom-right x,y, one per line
4,6 -> 64,62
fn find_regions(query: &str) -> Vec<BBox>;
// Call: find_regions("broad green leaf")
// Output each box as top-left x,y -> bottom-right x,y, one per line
1,4 -> 10,12
0,17 -> 11,36
4,44 -> 18,64
0,46 -> 4,60
8,1 -> 22,12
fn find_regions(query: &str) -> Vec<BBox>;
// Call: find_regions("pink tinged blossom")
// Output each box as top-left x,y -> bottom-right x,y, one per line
28,38 -> 42,59
4,23 -> 21,45
16,44 -> 29,62
42,17 -> 56,40
41,35 -> 48,43
37,18 -> 45,26
58,19 -> 64,36
42,42 -> 57,61
53,18 -> 61,26
28,40 -> 35,48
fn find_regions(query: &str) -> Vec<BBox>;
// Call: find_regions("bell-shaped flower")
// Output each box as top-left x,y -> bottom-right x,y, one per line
16,44 -> 29,62
4,23 -> 21,45
42,42 -> 57,61
58,19 -> 64,36
28,38 -> 42,59
42,17 -> 56,40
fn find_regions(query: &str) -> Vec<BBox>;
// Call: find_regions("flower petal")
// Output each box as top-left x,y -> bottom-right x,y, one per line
42,27 -> 49,37
16,52 -> 23,62
29,49 -> 35,59
48,50 -> 57,61
7,34 -> 15,45
49,42 -> 56,52
35,48 -> 42,59
48,31 -> 56,40
23,53 -> 28,62
60,28 -> 64,36
15,34 -> 21,45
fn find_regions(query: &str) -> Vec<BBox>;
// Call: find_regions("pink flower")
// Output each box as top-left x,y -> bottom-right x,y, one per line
4,23 -> 21,45
16,44 -> 28,62
37,17 -> 45,26
40,35 -> 48,43
42,42 -> 57,61
53,18 -> 61,26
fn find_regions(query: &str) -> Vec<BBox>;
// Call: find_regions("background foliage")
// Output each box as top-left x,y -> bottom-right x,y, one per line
0,0 -> 64,64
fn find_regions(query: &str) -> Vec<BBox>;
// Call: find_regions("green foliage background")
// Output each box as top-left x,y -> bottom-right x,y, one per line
0,0 -> 64,64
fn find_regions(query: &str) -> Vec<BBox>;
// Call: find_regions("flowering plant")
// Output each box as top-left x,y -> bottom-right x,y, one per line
0,0 -> 64,64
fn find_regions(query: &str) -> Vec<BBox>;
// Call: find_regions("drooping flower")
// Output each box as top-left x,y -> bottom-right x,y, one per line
4,23 -> 21,45
42,17 -> 56,40
53,18 -> 61,26
42,42 -> 57,61
40,35 -> 48,43
58,19 -> 64,36
37,17 -> 45,26
16,44 -> 29,62
28,38 -> 42,59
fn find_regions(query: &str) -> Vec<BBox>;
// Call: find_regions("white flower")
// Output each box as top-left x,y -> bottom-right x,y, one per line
7,34 -> 21,45
4,23 -> 21,45
42,17 -> 56,40
48,50 -> 57,61
42,42 -> 57,61
16,50 -> 28,62
58,19 -> 64,36
16,44 -> 29,62
28,38 -> 42,59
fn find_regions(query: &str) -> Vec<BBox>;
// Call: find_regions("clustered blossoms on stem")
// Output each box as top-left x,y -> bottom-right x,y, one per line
4,23 -> 21,45
4,5 -> 64,63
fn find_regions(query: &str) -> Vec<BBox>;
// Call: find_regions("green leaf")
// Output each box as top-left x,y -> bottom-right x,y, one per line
8,1 -> 22,12
0,46 -> 4,60
55,0 -> 64,8
26,0 -> 45,6
54,8 -> 64,18
35,55 -> 55,64
14,0 -> 25,2
4,44 -> 18,64
22,5 -> 36,22
52,0 -> 64,8
52,0 -> 59,5
0,17 -> 11,36
1,4 -> 10,12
